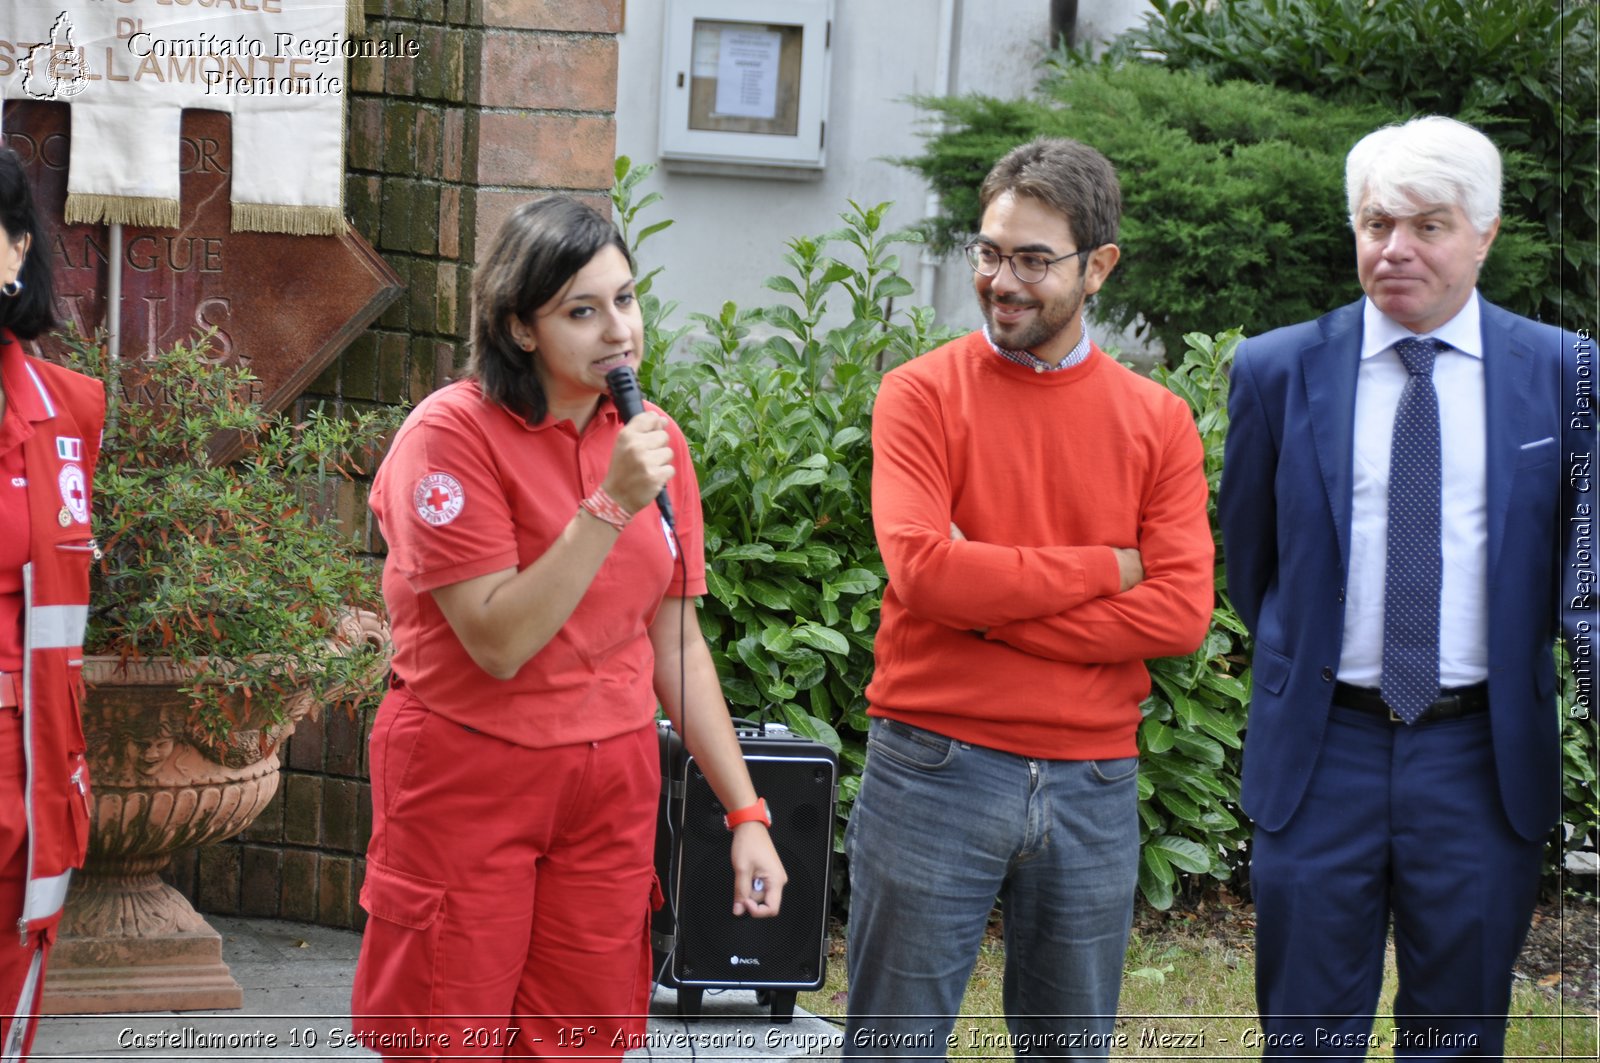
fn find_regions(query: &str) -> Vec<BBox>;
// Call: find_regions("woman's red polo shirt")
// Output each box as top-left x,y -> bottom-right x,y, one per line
370,380 -> 706,749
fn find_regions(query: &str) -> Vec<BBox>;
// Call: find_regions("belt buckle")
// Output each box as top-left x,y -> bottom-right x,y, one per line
1388,706 -> 1403,723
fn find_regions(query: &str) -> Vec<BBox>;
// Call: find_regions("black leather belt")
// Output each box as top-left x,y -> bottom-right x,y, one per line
1333,680 -> 1489,723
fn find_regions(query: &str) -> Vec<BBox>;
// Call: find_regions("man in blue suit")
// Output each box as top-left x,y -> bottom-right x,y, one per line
1220,115 -> 1593,1058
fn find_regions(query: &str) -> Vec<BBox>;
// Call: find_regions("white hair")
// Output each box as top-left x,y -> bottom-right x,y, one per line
1345,116 -> 1501,233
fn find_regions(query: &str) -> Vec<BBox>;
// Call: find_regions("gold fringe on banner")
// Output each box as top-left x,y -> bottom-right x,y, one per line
348,0 -> 365,34
63,193 -> 182,229
232,202 -> 347,236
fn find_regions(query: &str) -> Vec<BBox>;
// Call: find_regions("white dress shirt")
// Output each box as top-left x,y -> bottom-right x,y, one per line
1337,293 -> 1489,688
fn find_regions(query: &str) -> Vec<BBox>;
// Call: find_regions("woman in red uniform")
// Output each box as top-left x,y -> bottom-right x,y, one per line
352,196 -> 785,1060
0,147 -> 105,1062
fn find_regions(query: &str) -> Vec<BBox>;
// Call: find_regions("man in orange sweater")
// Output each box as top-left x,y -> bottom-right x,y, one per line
843,138 -> 1215,1060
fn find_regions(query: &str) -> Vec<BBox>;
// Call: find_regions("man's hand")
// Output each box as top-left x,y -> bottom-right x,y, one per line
1113,547 -> 1145,592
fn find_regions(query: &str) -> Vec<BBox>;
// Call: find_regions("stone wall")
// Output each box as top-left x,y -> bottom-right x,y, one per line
163,0 -> 623,930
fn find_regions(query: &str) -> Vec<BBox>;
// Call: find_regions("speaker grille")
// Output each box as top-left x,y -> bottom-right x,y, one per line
660,741 -> 836,990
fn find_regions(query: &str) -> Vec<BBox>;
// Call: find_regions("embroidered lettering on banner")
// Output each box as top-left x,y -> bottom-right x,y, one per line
58,463 -> 89,524
56,437 -> 82,461
414,472 -> 465,526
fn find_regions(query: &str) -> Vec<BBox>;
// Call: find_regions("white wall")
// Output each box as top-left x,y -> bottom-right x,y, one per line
616,1 -> 1149,338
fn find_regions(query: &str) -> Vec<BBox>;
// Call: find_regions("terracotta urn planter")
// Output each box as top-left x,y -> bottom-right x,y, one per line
38,656 -> 317,1013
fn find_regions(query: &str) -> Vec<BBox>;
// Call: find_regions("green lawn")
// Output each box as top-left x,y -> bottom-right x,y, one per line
799,921 -> 1598,1060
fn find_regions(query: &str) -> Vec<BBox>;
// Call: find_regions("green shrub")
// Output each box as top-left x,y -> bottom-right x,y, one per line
1135,329 -> 1252,908
58,331 -> 399,734
1105,0 -> 1596,334
903,62 -> 1547,360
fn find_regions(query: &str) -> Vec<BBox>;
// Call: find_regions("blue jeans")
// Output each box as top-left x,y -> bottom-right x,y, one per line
844,718 -> 1141,1062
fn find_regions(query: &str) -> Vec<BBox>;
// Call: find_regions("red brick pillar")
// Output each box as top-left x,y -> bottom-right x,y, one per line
474,0 -> 623,256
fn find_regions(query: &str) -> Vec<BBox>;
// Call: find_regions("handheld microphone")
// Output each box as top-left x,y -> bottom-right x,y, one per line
605,365 -> 676,528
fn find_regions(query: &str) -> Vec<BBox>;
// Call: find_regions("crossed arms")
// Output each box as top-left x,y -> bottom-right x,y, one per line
871,374 -> 1216,665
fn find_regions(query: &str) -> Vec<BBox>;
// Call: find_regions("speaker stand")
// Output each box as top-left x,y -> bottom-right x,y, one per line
673,988 -> 798,1025
675,986 -> 702,1020
758,989 -> 798,1024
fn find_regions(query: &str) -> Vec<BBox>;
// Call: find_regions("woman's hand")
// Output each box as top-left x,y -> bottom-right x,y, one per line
602,412 -> 675,515
730,823 -> 786,918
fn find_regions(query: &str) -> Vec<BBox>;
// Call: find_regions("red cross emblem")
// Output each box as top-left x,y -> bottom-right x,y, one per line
58,462 -> 90,524
414,472 -> 465,526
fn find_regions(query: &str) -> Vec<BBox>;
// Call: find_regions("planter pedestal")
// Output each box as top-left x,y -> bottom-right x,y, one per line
39,659 -> 312,1014
43,930 -> 241,1012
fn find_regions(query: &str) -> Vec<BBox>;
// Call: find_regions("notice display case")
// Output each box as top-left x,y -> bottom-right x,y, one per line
658,0 -> 833,179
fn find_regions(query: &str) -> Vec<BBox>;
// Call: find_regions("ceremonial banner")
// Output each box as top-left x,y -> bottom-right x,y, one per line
6,100 -> 403,444
0,1 -> 385,235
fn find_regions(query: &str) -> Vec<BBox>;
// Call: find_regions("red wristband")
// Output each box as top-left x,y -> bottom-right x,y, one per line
579,486 -> 632,532
723,797 -> 771,830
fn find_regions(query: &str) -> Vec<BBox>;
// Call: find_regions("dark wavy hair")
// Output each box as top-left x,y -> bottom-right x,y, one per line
978,137 -> 1121,270
468,196 -> 632,424
0,146 -> 57,339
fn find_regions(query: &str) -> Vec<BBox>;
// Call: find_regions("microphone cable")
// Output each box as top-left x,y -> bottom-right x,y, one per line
650,448 -> 694,1059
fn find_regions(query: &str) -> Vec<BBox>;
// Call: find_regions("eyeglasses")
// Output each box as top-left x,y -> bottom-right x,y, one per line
963,242 -> 1096,284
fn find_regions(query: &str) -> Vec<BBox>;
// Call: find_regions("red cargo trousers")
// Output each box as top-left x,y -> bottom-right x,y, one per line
351,687 -> 660,1061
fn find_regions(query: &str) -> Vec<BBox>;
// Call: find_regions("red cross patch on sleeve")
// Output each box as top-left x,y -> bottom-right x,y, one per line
414,472 -> 466,526
58,463 -> 89,524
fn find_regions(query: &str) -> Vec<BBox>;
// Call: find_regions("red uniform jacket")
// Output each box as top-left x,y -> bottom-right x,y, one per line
4,332 -> 104,943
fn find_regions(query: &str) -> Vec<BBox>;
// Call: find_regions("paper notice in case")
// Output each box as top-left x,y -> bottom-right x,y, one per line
681,18 -> 806,143
714,28 -> 781,119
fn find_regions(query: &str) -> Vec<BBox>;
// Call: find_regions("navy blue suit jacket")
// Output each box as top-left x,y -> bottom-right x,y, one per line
1219,298 -> 1590,842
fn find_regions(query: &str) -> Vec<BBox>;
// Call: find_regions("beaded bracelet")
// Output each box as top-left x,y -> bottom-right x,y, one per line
579,486 -> 633,532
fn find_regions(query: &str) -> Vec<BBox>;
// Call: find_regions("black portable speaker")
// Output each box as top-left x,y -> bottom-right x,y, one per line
652,720 -> 837,1023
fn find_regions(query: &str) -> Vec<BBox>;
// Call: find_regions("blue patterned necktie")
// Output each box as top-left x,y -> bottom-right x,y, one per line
1381,337 -> 1447,724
